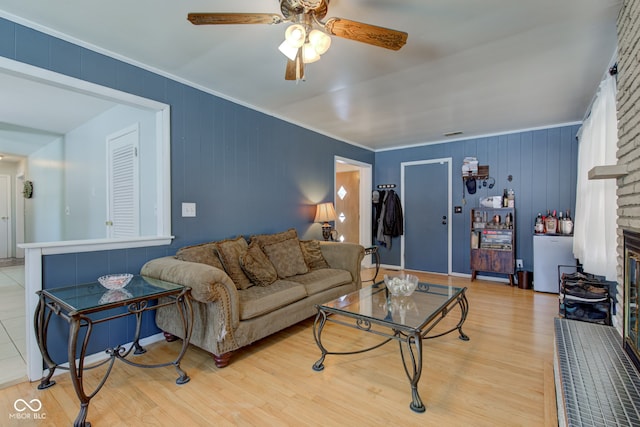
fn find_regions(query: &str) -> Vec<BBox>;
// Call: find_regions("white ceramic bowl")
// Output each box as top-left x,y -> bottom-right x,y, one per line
98,273 -> 133,290
383,274 -> 419,296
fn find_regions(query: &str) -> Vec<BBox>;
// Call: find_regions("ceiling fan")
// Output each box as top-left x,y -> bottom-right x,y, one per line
188,0 -> 408,80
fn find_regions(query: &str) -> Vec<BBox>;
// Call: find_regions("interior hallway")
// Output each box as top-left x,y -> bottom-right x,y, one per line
0,260 -> 26,389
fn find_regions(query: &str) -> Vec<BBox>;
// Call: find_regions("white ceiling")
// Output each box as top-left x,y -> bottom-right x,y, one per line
0,0 -> 622,152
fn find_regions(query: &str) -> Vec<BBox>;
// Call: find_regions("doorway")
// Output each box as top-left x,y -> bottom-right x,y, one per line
401,158 -> 452,274
334,157 -> 372,260
0,174 -> 11,258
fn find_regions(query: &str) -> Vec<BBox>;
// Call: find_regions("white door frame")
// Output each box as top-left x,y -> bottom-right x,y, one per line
334,156 -> 373,259
400,158 -> 453,274
0,174 -> 12,258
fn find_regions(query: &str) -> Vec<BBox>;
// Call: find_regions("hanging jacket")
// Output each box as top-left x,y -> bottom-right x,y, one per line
376,191 -> 389,246
383,190 -> 404,240
372,190 -> 385,241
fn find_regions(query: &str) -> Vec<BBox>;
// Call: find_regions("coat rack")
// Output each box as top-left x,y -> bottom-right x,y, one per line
376,184 -> 396,189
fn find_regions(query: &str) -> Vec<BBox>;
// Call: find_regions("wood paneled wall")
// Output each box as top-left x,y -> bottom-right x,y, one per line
374,124 -> 580,274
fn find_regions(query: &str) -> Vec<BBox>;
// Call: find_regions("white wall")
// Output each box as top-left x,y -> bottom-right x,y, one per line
26,138 -> 64,243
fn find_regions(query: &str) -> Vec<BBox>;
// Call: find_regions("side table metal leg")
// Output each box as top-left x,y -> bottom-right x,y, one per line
173,291 -> 193,385
399,332 -> 425,413
456,293 -> 470,341
34,293 -> 57,390
312,310 -> 329,371
69,315 -> 99,427
131,303 -> 147,355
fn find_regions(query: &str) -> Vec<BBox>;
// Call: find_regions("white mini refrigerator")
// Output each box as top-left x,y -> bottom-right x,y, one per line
533,235 -> 576,293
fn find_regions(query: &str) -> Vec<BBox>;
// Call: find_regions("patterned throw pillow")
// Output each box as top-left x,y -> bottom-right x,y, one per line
239,241 -> 278,287
299,240 -> 330,270
175,242 -> 224,270
250,228 -> 298,249
262,238 -> 309,279
214,237 -> 253,290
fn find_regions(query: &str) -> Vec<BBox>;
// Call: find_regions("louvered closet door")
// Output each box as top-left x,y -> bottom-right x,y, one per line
107,125 -> 140,238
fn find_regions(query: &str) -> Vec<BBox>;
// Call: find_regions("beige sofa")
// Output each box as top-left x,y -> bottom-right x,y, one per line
141,229 -> 364,367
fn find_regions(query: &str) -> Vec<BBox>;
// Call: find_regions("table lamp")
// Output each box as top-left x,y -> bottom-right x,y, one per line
314,202 -> 337,241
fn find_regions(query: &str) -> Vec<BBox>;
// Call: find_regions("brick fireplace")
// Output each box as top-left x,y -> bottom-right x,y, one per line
614,0 -> 640,334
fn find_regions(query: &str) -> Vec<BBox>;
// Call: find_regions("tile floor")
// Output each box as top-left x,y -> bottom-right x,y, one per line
0,263 -> 26,389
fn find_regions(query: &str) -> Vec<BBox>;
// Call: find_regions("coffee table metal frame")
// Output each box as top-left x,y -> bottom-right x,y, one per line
34,275 -> 193,427
312,281 -> 469,413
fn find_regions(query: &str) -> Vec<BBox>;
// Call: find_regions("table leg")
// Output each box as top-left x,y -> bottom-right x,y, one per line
34,293 -> 57,390
312,309 -> 329,371
172,290 -> 193,385
131,304 -> 147,355
399,332 -> 425,413
68,315 -> 92,427
456,292 -> 470,341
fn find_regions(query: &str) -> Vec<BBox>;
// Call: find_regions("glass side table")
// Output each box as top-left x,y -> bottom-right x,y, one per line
34,275 -> 193,427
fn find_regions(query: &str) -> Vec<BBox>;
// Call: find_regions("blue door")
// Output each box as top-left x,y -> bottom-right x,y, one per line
403,160 -> 449,273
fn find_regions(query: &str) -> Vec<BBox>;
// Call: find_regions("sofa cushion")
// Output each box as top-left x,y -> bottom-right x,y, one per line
286,268 -> 352,296
262,237 -> 309,279
250,228 -> 298,249
299,240 -> 330,270
239,241 -> 278,287
238,280 -> 307,320
175,242 -> 224,270
214,237 -> 253,290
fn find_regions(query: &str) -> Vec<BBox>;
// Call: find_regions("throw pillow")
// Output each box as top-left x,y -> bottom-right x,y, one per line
214,237 -> 253,290
250,228 -> 298,249
239,242 -> 278,287
299,240 -> 330,270
175,242 -> 224,270
262,237 -> 309,279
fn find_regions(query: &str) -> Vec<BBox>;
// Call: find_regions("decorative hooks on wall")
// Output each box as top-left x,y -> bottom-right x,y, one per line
377,184 -> 396,189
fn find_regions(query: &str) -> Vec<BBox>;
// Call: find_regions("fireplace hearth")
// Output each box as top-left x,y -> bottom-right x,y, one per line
624,229 -> 640,372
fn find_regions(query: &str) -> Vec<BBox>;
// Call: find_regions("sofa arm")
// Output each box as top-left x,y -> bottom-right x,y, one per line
319,241 -> 365,288
141,256 -> 240,327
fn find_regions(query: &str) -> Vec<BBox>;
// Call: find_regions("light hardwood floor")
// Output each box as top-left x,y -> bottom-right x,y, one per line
0,269 -> 559,426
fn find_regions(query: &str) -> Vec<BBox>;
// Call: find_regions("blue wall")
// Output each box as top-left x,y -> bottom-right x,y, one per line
374,125 -> 580,274
0,17 -> 373,361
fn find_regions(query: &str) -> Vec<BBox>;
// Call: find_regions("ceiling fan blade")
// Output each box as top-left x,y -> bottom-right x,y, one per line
285,50 -> 305,81
324,18 -> 408,51
188,13 -> 283,25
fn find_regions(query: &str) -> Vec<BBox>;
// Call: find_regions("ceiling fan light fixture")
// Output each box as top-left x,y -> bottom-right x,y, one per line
279,40 -> 299,61
284,24 -> 306,48
302,43 -> 321,64
309,29 -> 331,55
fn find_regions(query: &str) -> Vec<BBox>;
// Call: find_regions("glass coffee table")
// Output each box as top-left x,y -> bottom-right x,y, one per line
34,275 -> 193,427
312,280 -> 469,413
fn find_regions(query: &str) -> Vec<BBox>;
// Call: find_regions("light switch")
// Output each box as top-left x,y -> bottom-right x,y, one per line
182,202 -> 196,217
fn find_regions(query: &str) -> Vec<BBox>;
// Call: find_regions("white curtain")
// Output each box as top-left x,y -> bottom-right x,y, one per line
574,74 -> 618,280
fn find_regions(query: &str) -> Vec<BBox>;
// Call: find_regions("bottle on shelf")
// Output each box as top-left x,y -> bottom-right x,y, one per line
507,189 -> 515,207
502,189 -> 508,207
545,209 -> 557,234
535,213 -> 544,234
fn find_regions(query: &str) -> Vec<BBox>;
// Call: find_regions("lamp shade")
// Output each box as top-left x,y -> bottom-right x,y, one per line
309,29 -> 331,55
302,43 -> 320,64
314,202 -> 336,223
284,24 -> 306,48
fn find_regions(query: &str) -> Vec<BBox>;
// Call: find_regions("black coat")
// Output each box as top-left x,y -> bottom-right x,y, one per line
383,190 -> 404,238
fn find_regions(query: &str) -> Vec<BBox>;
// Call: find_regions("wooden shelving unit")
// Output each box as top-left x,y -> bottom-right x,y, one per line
470,207 -> 516,286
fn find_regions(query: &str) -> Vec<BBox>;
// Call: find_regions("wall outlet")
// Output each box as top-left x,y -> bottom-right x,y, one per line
516,259 -> 523,269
